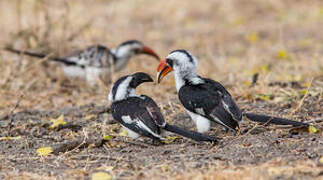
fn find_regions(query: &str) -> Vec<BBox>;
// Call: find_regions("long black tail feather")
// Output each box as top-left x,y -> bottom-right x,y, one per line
4,47 -> 78,66
164,123 -> 219,143
243,113 -> 309,127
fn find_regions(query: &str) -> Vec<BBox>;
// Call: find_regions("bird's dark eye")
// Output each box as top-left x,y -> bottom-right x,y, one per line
134,49 -> 140,54
166,58 -> 173,67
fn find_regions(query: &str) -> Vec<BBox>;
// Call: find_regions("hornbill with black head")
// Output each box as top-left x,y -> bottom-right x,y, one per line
109,72 -> 218,143
157,50 -> 309,133
5,40 -> 160,86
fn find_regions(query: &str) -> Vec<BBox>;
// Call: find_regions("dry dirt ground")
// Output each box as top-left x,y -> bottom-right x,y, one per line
0,0 -> 322,179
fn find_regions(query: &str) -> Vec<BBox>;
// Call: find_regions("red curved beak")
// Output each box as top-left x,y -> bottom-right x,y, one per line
157,58 -> 173,83
141,46 -> 160,61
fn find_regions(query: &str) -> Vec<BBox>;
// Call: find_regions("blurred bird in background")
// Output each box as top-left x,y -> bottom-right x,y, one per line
5,40 -> 160,86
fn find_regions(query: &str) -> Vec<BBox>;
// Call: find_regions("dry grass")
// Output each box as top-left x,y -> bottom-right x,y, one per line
0,0 -> 322,179
175,160 -> 322,180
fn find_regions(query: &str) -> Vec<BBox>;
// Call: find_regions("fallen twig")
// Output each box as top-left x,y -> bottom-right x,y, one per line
304,117 -> 323,124
55,122 -> 83,131
7,94 -> 24,136
112,138 -> 150,148
293,78 -> 313,113
52,137 -> 104,155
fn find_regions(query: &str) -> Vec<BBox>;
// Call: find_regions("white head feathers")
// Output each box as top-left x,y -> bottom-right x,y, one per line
108,76 -> 135,102
166,50 -> 203,90
167,50 -> 198,74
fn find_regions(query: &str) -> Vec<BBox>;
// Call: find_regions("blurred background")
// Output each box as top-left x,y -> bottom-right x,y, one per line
0,0 -> 322,114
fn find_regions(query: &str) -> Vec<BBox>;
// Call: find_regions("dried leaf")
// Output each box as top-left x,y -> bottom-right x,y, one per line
294,75 -> 302,81
252,64 -> 270,74
277,49 -> 290,60
161,164 -> 169,172
0,136 -> 22,141
308,126 -> 320,134
318,7 -> 323,17
246,32 -> 259,43
244,81 -> 251,87
92,172 -> 112,180
119,129 -> 128,137
303,82 -> 311,88
37,147 -> 53,156
299,89 -> 307,96
103,135 -> 113,140
231,17 -> 245,26
163,136 -> 182,144
49,115 -> 66,129
319,156 -> 323,164
256,94 -> 272,101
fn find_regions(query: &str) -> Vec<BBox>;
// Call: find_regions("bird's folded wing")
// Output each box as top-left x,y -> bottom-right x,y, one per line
210,105 -> 239,130
63,45 -> 111,67
140,95 -> 166,127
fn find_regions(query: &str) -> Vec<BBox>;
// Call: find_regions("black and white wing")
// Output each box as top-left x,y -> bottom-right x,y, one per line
111,96 -> 166,140
204,79 -> 242,122
179,78 -> 242,130
63,44 -> 113,68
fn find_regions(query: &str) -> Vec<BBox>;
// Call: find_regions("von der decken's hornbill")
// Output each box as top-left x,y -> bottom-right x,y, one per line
5,40 -> 159,86
157,50 -> 308,133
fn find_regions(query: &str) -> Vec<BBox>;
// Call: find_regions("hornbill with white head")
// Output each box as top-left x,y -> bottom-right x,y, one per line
157,50 -> 309,133
5,40 -> 160,86
109,72 -> 218,143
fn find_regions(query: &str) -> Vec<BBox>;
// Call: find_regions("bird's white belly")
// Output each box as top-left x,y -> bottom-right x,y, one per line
122,125 -> 140,139
186,110 -> 211,133
86,67 -> 103,81
86,67 -> 111,86
62,66 -> 111,86
62,66 -> 86,78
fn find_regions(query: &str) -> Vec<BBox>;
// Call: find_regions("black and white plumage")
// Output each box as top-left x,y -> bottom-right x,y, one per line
5,40 -> 160,86
157,50 -> 309,133
179,78 -> 243,132
109,72 -> 218,143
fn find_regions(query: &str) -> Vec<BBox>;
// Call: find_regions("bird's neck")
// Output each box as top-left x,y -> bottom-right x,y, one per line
109,76 -> 138,102
174,70 -> 203,91
110,47 -> 134,71
125,88 -> 137,98
113,88 -> 137,102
